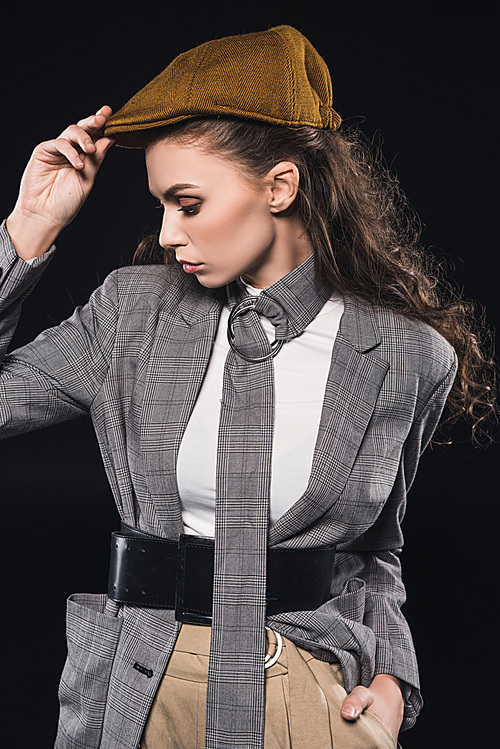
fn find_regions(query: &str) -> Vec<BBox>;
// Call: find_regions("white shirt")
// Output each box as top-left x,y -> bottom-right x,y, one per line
176,282 -> 344,536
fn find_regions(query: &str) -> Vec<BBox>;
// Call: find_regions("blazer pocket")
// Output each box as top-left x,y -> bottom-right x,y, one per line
323,577 -> 366,622
55,593 -> 123,749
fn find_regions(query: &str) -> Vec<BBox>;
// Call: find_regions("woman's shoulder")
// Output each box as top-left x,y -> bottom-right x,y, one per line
113,261 -> 186,295
386,309 -> 457,383
106,262 -> 220,313
349,293 -> 457,376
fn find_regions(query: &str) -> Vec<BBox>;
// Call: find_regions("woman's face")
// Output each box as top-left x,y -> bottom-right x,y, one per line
146,140 -> 300,289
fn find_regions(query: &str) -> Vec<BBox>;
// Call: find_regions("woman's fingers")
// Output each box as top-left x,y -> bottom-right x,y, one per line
33,137 -> 86,170
59,106 -> 113,148
58,126 -> 97,158
340,685 -> 374,720
75,107 -> 113,139
76,105 -> 113,130
46,135 -> 114,172
41,107 -> 114,170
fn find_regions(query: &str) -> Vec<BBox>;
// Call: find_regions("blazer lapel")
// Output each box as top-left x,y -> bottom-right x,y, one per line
139,276 -> 223,538
268,294 -> 389,546
137,278 -> 389,543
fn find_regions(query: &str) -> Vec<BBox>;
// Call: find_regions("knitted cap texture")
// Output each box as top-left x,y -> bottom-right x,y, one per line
105,25 -> 341,147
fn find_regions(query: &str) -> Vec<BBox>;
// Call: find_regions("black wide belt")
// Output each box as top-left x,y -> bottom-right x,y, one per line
108,523 -> 336,624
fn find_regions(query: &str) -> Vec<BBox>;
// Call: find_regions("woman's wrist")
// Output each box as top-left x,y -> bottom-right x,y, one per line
370,673 -> 403,694
368,673 -> 405,740
369,673 -> 404,713
6,207 -> 60,260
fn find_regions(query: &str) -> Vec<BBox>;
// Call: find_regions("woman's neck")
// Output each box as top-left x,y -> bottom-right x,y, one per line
241,217 -> 314,289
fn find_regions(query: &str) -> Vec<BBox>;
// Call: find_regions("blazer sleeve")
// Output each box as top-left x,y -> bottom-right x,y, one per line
337,358 -> 458,730
0,220 -> 119,437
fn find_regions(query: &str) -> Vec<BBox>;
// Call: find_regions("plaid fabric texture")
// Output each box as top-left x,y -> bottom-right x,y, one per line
208,289 -> 273,748
0,221 -> 457,748
207,259 -> 331,747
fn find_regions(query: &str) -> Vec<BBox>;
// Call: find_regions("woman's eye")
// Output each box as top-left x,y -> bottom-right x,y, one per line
178,203 -> 201,216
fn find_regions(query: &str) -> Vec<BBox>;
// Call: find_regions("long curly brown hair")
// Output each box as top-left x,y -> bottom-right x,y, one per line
134,117 -> 498,445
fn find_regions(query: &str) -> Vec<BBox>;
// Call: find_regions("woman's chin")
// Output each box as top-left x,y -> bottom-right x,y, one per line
195,272 -> 238,289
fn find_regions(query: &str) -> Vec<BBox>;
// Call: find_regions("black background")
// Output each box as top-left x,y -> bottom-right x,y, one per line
1,1 -> 498,746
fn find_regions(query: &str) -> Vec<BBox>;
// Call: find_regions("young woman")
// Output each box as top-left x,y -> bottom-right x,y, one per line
1,25 -> 496,749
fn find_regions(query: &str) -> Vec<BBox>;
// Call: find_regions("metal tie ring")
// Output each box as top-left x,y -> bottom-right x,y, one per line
227,296 -> 285,363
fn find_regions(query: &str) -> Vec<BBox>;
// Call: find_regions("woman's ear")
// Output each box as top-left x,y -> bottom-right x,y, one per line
266,161 -> 300,213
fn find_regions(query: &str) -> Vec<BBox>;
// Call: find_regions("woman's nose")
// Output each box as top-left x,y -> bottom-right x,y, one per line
159,209 -> 188,249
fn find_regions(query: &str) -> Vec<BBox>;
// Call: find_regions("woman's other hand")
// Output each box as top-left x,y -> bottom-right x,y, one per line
340,673 -> 404,744
6,106 -> 115,260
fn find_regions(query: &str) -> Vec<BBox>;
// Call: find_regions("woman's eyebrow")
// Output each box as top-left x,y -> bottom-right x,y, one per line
149,182 -> 201,200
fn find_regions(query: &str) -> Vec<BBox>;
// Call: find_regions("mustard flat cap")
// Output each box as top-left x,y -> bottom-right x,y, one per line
105,25 -> 342,148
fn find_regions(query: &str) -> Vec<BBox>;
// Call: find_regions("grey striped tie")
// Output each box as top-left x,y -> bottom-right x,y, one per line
205,254 -> 331,748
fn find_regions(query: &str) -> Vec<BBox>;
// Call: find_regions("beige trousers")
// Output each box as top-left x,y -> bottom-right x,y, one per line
140,624 -> 396,749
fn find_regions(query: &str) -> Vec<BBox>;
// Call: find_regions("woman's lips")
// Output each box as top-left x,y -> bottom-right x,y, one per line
180,262 -> 202,274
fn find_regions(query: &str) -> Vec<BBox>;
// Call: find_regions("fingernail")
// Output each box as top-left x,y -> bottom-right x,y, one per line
343,705 -> 356,718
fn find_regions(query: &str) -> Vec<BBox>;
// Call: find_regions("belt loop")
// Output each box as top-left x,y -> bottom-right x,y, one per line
175,534 -> 214,625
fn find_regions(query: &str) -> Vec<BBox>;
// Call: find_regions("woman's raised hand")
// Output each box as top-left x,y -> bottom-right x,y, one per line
6,106 -> 115,260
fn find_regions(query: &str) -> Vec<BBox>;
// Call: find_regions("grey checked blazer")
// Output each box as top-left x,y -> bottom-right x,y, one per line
0,221 -> 457,748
